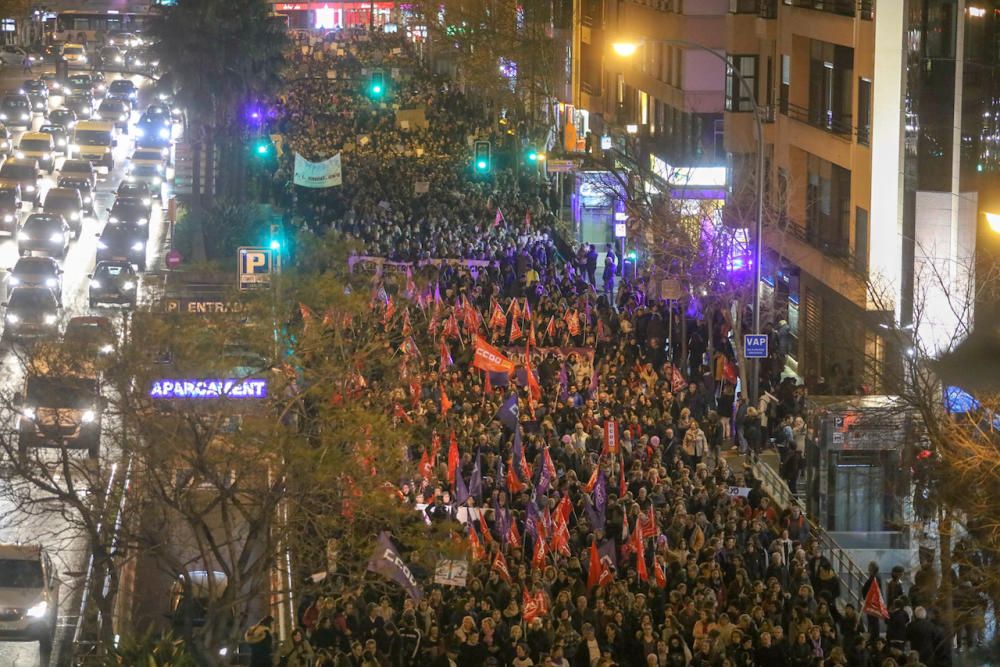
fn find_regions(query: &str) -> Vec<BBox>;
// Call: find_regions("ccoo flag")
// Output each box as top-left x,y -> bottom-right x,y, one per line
366,532 -> 422,600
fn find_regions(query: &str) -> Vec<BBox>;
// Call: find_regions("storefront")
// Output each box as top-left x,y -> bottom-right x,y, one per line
273,2 -> 397,30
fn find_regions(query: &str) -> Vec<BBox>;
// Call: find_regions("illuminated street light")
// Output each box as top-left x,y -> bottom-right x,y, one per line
986,211 -> 1000,234
612,42 -> 639,57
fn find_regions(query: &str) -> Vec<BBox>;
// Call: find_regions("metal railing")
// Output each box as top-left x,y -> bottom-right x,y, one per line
783,0 -> 857,17
772,214 -> 865,276
747,456 -> 867,608
785,102 -> 854,139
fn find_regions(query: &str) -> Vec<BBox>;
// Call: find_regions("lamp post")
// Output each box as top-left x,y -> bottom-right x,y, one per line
612,39 -> 766,404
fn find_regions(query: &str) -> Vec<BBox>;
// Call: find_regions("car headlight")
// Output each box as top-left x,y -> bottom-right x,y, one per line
156,164 -> 164,173
26,601 -> 47,618
160,148 -> 169,157
49,233 -> 63,242
135,61 -> 144,67
20,406 -> 34,419
131,241 -> 144,251
109,217 -> 118,223
115,56 -> 123,63
125,175 -> 134,182
20,114 -> 28,120
25,185 -> 34,192
69,143 -> 80,152
142,197 -> 151,206
0,141 -> 8,148
8,276 -> 19,285
14,151 -> 23,158
17,231 -> 29,241
45,277 -> 56,287
81,409 -> 96,422
79,56 -> 87,63
81,107 -> 90,114
44,313 -> 57,325
90,279 -> 101,288
119,114 -> 126,121
152,176 -> 161,185
0,114 -> 7,120
159,128 -> 169,139
70,212 -> 79,220
3,214 -> 12,222
137,218 -> 148,226
6,313 -> 18,323
96,240 -> 107,249
57,139 -> 65,146
123,280 -> 135,290
42,152 -> 51,160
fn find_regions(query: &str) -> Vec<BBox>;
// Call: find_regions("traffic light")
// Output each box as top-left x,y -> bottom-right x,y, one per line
526,148 -> 543,163
252,137 -> 272,157
369,69 -> 386,98
474,140 -> 491,174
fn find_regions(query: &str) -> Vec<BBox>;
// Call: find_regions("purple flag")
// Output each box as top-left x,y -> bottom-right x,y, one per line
598,539 -> 618,569
455,465 -> 469,506
469,450 -> 483,500
589,369 -> 600,395
583,495 -> 601,531
525,501 -> 540,540
492,496 -> 509,542
495,393 -> 520,431
536,458 -> 552,497
593,469 -> 607,527
512,428 -> 524,479
558,363 -> 569,402
367,532 -> 423,600
489,371 -> 511,387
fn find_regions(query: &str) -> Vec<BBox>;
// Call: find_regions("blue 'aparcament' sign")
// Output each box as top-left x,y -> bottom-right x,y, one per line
149,379 -> 268,399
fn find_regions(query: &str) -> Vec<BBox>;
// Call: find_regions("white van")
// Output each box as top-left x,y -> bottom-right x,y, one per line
0,544 -> 59,652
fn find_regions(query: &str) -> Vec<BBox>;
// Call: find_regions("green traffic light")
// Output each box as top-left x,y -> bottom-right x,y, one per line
527,151 -> 538,162
270,239 -> 281,251
372,84 -> 382,94
476,160 -> 488,170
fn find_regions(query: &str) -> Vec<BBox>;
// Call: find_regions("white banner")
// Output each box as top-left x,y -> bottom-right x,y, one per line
294,152 -> 342,188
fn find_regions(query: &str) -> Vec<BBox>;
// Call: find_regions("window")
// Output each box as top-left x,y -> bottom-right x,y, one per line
725,54 -> 758,112
780,54 -> 790,114
857,78 -> 871,145
854,207 -> 869,275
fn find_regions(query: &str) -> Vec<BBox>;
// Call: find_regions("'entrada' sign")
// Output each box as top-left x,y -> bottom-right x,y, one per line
149,379 -> 267,399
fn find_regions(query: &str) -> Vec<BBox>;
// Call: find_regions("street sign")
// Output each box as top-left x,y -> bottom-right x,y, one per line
238,246 -> 272,290
546,159 -> 578,173
744,334 -> 769,359
165,249 -> 182,269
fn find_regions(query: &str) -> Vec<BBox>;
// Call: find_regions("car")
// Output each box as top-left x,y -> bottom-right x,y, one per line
96,223 -> 146,270
0,545 -> 59,652
89,260 -> 137,308
64,74 -> 94,96
62,43 -> 87,66
7,256 -> 62,303
107,79 -> 137,104
0,185 -> 21,234
107,32 -> 137,49
15,132 -> 55,173
125,48 -> 151,73
48,108 -> 78,129
0,94 -> 32,128
107,196 -> 151,237
131,147 -> 168,169
126,163 -> 164,194
58,176 -> 95,215
97,98 -> 130,130
62,94 -> 92,119
0,158 -> 40,202
22,80 -> 48,112
0,124 -> 12,156
116,181 -> 152,206
42,188 -> 84,239
145,103 -> 172,124
2,286 -> 60,340
135,114 -> 171,147
98,45 -> 124,69
39,124 -> 69,154
18,213 -> 70,258
0,45 -> 36,66
42,44 -> 64,62
64,316 -> 115,354
60,159 -> 97,190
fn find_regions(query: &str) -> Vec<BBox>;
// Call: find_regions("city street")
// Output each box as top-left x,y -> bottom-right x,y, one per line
0,63 -> 172,666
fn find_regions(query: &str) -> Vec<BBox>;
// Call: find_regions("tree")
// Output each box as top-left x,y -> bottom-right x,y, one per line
148,0 -> 288,203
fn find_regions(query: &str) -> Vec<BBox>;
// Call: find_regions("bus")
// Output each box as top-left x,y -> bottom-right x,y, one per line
51,9 -> 152,45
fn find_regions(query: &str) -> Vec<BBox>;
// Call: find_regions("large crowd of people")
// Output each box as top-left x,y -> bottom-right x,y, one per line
244,27 -> 969,667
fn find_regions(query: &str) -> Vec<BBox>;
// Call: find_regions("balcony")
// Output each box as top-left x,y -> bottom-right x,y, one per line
785,102 -> 854,140
783,0 -> 858,18
760,0 -> 778,18
766,215 -> 867,306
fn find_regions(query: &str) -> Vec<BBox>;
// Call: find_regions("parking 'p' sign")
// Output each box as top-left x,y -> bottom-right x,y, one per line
744,334 -> 769,359
238,247 -> 272,290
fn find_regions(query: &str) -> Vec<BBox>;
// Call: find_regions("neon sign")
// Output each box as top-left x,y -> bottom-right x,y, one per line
149,379 -> 267,399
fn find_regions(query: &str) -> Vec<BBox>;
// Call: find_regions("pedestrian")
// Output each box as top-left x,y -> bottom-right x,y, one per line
862,561 -> 882,642
781,443 -> 803,495
21,54 -> 32,73
279,627 -> 316,667
244,615 -> 275,667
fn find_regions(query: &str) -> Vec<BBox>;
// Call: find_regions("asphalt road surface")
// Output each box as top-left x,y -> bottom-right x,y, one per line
0,61 -> 175,667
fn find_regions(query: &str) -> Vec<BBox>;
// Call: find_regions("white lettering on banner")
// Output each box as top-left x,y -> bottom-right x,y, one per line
293,152 -> 342,188
727,486 -> 751,498
149,379 -> 268,399
476,348 -> 507,366
383,549 -> 419,588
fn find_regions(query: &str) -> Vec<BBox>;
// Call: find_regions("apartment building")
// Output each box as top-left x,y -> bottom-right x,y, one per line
725,0 -> 1000,390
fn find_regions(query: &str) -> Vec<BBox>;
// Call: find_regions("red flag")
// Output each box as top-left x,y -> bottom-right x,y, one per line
542,447 -> 557,481
507,461 -> 526,494
641,506 -> 658,539
522,588 -> 540,623
508,516 -> 522,548
509,298 -> 521,323
401,307 -> 412,336
494,207 -> 505,227
447,432 -> 459,487
545,316 -> 556,339
528,318 -> 537,348
383,295 -> 395,324
484,370 -> 492,394
524,209 -> 532,227
419,450 -> 432,480
619,460 -> 627,498
478,511 -> 494,545
532,537 -> 547,570
603,420 -> 620,456
472,335 -> 516,374
583,466 -> 599,493
653,558 -> 667,588
492,550 -> 512,583
440,384 -> 453,416
490,301 -> 507,330
430,432 -> 441,467
509,317 -> 523,343
550,520 -> 571,557
519,452 -> 532,484
863,578 -> 890,619
634,524 -> 648,582
468,525 -> 486,561
442,313 -> 460,338
587,541 -> 602,589
524,354 -> 542,402
565,309 -> 580,336
555,495 -> 572,524
621,508 -> 630,545
596,318 -> 607,341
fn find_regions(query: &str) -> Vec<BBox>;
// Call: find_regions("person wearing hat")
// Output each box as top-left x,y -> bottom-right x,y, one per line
244,615 -> 275,667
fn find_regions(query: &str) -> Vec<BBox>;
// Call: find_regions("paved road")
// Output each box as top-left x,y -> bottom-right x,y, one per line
0,62 -> 174,667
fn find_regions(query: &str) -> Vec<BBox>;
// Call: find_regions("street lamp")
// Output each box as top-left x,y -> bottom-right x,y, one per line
612,37 -> 767,403
986,211 -> 1000,234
